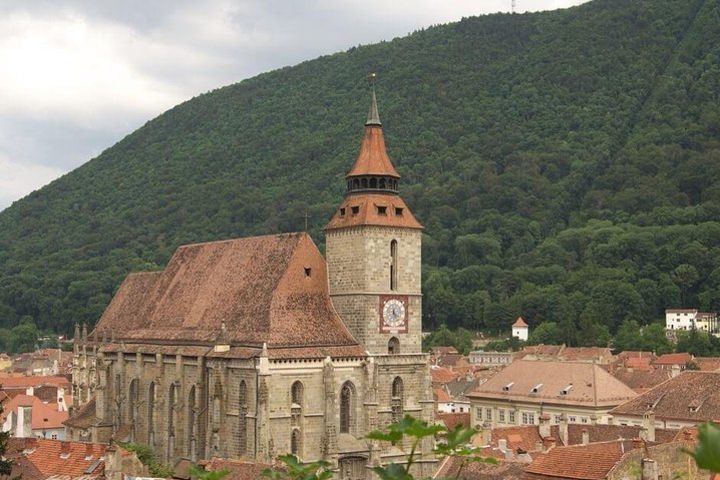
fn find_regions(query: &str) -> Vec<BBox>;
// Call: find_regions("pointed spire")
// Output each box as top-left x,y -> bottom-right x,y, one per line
366,77 -> 381,126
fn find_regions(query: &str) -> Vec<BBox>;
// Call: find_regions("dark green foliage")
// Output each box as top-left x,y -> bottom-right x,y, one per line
0,403 -> 11,475
422,325 -> 474,354
612,320 -> 673,354
0,0 -> 719,343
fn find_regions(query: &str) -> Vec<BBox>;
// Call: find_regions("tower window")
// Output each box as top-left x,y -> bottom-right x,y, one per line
340,208 -> 346,216
291,381 -> 304,406
377,206 -> 387,215
291,429 -> 301,456
391,377 -> 404,423
388,337 -> 400,354
351,206 -> 360,215
390,240 -> 398,291
304,267 -> 312,277
340,382 -> 356,434
395,207 -> 403,216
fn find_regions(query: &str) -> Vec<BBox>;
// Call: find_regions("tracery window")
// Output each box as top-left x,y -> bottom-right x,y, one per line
391,376 -> 403,423
339,381 -> 356,434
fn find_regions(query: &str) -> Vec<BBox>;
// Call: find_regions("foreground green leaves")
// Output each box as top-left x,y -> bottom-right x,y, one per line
687,423 -> 720,473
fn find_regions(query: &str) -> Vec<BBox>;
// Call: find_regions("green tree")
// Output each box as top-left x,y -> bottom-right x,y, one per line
527,321 -> 562,345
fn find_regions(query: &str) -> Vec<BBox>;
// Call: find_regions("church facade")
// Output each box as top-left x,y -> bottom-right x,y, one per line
68,90 -> 435,478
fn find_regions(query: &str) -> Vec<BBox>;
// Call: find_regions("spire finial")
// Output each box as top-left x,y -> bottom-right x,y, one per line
366,73 -> 381,126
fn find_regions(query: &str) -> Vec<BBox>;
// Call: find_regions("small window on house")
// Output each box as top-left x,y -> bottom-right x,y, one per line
377,206 -> 387,215
395,207 -> 404,216
304,267 -> 312,277
351,206 -> 360,215
340,208 -> 346,216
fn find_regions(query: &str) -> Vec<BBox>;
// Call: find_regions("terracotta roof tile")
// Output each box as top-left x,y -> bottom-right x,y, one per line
434,387 -> 452,403
200,458 -> 273,480
467,360 -> 637,407
346,125 -> 400,178
610,367 -> 672,394
93,233 -> 363,358
437,412 -> 471,431
325,193 -> 422,231
0,375 -> 71,389
524,440 -> 638,480
64,397 -> 98,429
1,394 -> 68,430
609,371 -> 720,422
431,366 -> 461,385
694,357 -> 720,371
435,455 -> 526,480
652,353 -> 693,366
6,437 -> 106,478
513,317 -> 529,328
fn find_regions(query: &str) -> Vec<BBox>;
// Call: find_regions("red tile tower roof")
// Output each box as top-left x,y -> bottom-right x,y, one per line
325,87 -> 422,231
513,317 -> 529,328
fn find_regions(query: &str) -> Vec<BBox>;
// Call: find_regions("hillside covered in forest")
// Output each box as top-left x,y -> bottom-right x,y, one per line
0,0 -> 719,347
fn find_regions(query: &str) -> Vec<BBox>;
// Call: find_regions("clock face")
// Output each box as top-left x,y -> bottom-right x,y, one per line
383,299 -> 406,327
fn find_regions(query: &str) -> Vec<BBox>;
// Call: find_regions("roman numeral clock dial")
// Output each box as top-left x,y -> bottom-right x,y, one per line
379,295 -> 408,333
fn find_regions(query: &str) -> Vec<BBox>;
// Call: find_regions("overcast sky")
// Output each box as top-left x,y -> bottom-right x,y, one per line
0,0 -> 588,212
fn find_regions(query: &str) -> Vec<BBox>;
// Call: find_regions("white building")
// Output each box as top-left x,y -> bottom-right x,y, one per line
512,317 -> 529,341
665,309 -> 718,333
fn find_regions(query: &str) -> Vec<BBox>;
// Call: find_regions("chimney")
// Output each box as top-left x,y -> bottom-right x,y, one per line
539,413 -> 551,438
84,442 -> 94,459
641,458 -> 659,480
559,413 -> 569,446
57,387 -> 66,412
60,441 -> 71,459
581,429 -> 589,445
498,439 -> 508,452
671,364 -> 681,378
542,436 -> 556,452
643,410 -> 656,442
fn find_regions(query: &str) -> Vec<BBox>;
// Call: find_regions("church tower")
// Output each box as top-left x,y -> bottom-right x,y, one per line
325,87 -> 424,355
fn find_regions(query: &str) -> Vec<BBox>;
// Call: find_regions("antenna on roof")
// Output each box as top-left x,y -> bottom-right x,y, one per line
304,209 -> 308,232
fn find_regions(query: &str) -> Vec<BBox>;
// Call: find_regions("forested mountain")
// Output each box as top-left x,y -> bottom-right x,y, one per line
1,0 -> 719,346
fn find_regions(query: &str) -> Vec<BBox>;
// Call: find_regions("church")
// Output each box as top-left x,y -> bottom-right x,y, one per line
68,88 -> 436,479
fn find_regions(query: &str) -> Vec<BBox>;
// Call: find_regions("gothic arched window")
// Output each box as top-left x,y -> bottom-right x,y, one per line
239,380 -> 248,455
390,240 -> 398,291
187,386 -> 196,459
339,381 -> 356,434
128,379 -> 139,440
148,382 -> 156,443
388,337 -> 400,355
391,377 -> 403,423
291,381 -> 303,407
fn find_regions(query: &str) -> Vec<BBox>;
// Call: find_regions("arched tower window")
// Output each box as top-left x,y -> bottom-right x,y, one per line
390,240 -> 398,291
391,377 -> 403,423
291,428 -> 301,456
238,380 -> 248,455
388,337 -> 400,355
291,381 -> 303,406
339,381 -> 356,434
187,386 -> 196,460
213,382 -> 222,425
148,382 -> 156,444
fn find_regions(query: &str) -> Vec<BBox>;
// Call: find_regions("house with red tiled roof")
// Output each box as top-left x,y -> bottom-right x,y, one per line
1,393 -> 68,440
610,371 -> 720,429
67,88 -> 438,477
512,317 -> 529,341
652,352 -> 693,370
517,345 -> 615,364
467,360 -> 637,429
4,436 -> 146,480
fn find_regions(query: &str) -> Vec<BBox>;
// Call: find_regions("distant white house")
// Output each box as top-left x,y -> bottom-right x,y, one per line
512,317 -> 529,342
665,309 -> 718,333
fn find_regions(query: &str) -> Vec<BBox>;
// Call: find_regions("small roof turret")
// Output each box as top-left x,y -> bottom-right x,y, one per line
513,317 -> 529,328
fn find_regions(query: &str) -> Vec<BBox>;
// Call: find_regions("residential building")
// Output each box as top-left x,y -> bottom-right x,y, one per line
512,317 -> 529,341
467,360 -> 637,428
1,393 -> 68,440
517,345 -> 615,364
665,309 -> 718,333
652,352 -> 693,370
468,351 -> 513,366
4,437 -> 146,480
609,371 -> 720,429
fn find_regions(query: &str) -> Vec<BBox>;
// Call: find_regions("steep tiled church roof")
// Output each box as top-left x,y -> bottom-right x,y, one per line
93,232 -> 364,358
325,193 -> 422,230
